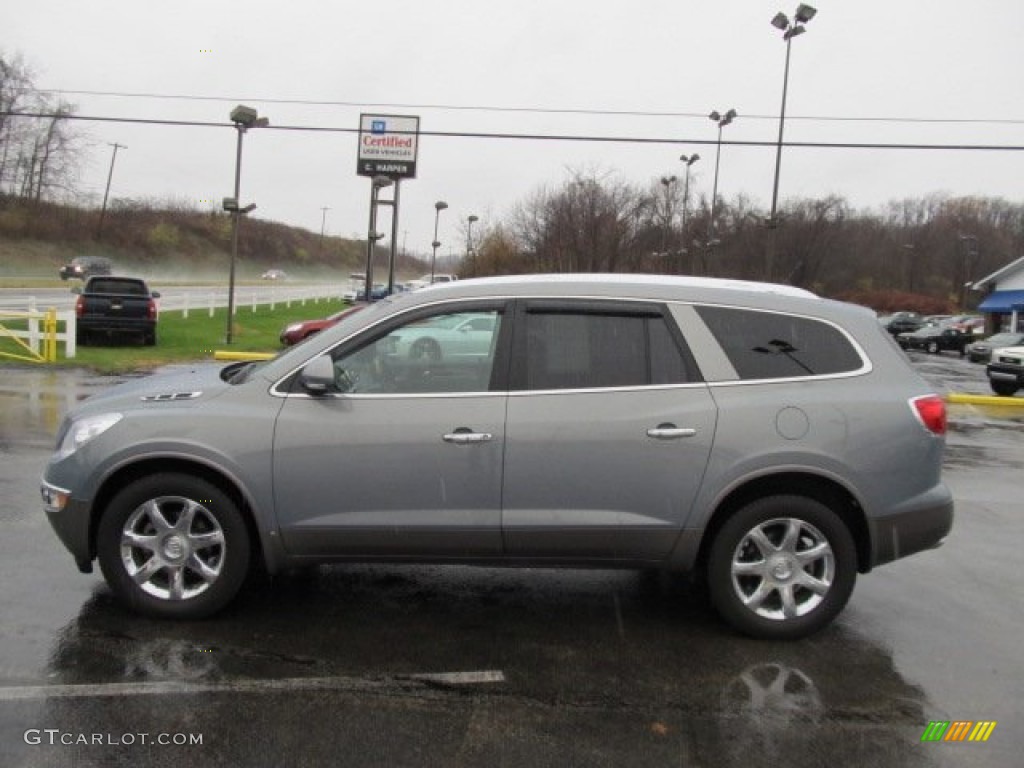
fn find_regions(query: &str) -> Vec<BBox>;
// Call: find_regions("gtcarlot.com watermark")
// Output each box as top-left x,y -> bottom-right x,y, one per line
24,729 -> 203,747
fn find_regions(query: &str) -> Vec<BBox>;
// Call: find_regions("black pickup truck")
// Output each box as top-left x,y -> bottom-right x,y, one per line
74,276 -> 160,346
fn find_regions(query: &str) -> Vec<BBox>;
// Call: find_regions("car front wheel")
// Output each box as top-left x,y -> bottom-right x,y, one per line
707,495 -> 857,640
97,473 -> 250,619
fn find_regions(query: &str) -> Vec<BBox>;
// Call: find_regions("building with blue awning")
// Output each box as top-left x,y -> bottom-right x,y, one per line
972,256 -> 1024,332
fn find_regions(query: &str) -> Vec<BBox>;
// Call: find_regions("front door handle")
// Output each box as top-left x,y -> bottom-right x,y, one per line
443,429 -> 494,445
646,424 -> 697,440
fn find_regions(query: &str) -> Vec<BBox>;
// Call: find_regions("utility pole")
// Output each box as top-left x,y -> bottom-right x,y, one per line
96,143 -> 126,240
318,206 -> 330,259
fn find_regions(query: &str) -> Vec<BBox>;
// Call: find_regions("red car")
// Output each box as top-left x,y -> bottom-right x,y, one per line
279,305 -> 365,346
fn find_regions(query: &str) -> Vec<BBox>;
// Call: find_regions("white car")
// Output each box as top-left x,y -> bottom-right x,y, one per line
986,344 -> 1024,396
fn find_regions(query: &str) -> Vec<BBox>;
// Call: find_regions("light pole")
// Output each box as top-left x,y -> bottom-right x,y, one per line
707,109 -> 736,255
767,3 -> 817,281
659,176 -> 677,270
431,200 -> 448,283
96,142 -> 126,241
318,206 -> 330,259
679,153 -> 700,273
959,234 -> 978,309
902,243 -> 916,293
225,104 -> 268,344
467,214 -> 479,275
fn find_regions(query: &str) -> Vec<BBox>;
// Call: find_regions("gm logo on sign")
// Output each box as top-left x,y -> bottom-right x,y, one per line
371,120 -> 387,134
921,720 -> 997,742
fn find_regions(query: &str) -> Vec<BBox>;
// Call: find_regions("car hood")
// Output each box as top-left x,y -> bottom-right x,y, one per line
67,362 -> 237,419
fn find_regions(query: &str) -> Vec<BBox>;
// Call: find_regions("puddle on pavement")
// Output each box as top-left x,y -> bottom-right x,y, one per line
0,368 -> 133,447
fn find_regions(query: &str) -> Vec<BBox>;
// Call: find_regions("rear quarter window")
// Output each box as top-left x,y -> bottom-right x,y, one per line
696,305 -> 863,380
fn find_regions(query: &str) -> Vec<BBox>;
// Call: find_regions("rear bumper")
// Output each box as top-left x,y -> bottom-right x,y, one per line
869,485 -> 954,568
77,318 -> 156,334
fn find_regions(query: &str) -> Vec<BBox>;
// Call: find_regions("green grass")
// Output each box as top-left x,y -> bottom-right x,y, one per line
0,299 -> 349,374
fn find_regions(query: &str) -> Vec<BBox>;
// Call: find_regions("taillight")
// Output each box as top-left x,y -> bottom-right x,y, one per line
147,299 -> 157,320
911,394 -> 946,436
75,295 -> 84,318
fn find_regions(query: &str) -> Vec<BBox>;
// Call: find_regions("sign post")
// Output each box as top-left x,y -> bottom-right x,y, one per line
357,115 -> 419,298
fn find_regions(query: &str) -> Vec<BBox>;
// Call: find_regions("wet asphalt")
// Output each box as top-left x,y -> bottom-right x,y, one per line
0,355 -> 1021,767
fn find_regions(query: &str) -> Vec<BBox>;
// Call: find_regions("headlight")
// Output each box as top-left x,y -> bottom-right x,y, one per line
56,413 -> 123,459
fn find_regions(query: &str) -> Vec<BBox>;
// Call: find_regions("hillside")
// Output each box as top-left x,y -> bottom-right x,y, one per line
0,196 -> 426,282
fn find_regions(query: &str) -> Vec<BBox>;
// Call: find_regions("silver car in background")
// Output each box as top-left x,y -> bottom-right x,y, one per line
41,274 -> 953,639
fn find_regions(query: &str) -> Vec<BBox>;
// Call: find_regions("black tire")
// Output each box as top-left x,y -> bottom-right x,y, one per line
409,337 -> 442,361
707,495 -> 857,640
926,341 -> 939,354
97,473 -> 251,619
990,380 -> 1019,397
144,330 -> 157,346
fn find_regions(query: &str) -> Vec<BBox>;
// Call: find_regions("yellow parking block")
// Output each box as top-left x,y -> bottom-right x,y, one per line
946,392 -> 1024,407
213,350 -> 276,362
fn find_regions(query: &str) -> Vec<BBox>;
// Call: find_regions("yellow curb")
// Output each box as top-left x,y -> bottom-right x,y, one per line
946,392 -> 1024,407
213,350 -> 275,361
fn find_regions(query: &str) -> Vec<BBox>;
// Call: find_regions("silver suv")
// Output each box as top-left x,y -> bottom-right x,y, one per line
41,275 -> 953,639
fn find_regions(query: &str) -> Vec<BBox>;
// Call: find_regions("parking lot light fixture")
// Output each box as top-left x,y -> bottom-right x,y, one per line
431,201 -> 448,283
679,153 -> 700,272
708,110 -> 737,248
226,104 -> 268,344
766,5 -> 817,281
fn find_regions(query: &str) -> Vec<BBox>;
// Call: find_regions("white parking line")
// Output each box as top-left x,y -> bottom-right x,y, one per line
0,671 -> 506,701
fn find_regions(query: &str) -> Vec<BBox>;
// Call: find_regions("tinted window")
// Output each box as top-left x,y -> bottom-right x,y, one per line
331,309 -> 503,394
521,309 -> 691,390
696,305 -> 862,379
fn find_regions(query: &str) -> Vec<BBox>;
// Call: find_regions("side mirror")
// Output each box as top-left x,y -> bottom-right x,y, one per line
151,291 -> 161,299
299,356 -> 336,395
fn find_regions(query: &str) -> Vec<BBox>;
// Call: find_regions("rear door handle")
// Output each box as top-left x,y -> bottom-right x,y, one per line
443,429 -> 494,445
646,424 -> 697,440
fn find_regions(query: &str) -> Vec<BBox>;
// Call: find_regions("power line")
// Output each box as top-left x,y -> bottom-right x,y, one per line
33,88 -> 1024,127
4,110 -> 1024,152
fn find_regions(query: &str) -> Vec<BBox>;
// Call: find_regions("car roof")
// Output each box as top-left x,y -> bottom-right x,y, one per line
416,273 -> 817,300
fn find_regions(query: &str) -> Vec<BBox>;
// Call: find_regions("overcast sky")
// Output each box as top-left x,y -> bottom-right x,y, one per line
5,0 -> 1024,262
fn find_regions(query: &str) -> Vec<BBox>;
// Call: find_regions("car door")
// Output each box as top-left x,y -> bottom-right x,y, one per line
501,300 -> 718,561
272,302 -> 510,558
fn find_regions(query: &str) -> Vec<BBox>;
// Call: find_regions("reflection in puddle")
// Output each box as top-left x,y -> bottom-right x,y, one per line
0,368 -> 129,446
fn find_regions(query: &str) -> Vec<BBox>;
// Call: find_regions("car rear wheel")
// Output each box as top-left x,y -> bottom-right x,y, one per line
926,341 -> 939,354
990,380 -> 1019,397
707,495 -> 857,640
97,473 -> 250,619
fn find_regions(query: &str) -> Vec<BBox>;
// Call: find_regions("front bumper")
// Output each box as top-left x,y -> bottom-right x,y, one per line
41,479 -> 94,573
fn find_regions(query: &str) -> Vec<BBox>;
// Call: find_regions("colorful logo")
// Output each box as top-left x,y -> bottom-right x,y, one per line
371,120 -> 387,134
921,721 -> 996,742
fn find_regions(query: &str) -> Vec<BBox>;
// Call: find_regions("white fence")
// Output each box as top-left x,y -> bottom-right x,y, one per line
157,285 -> 341,318
0,284 -> 343,361
0,304 -> 75,361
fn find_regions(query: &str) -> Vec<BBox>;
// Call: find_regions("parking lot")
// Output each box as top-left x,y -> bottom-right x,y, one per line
0,353 -> 1021,767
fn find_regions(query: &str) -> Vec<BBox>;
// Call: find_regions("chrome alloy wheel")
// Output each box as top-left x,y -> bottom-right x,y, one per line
119,496 -> 226,601
730,517 -> 835,621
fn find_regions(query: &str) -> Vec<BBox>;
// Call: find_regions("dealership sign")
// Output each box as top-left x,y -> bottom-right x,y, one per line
357,114 -> 420,178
